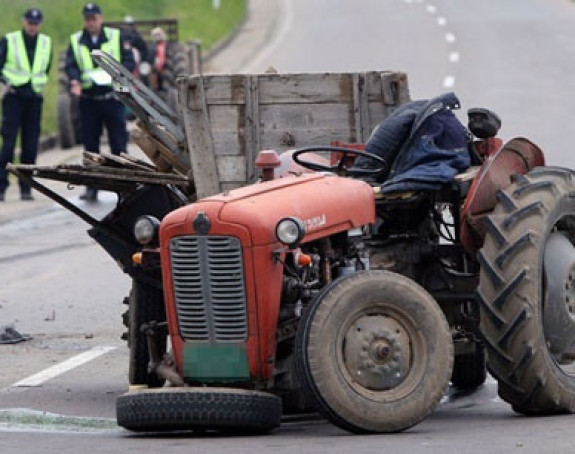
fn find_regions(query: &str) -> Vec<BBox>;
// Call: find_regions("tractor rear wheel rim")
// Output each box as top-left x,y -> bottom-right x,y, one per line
544,231 -> 575,373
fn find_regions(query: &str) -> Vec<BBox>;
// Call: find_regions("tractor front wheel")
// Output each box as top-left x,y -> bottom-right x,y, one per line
296,270 -> 453,433
128,279 -> 167,388
117,388 -> 282,433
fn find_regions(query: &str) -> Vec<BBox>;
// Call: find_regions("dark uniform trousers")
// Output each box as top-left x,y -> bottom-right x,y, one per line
80,95 -> 128,154
0,91 -> 43,193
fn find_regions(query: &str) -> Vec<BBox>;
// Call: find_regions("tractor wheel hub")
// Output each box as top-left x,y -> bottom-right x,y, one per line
343,314 -> 411,390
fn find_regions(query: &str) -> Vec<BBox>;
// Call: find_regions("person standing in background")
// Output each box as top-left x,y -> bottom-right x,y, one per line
121,15 -> 148,70
65,3 -> 135,202
149,27 -> 167,92
0,8 -> 52,202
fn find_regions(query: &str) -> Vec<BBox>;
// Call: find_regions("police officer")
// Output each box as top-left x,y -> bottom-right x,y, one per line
0,8 -> 52,202
65,3 -> 135,201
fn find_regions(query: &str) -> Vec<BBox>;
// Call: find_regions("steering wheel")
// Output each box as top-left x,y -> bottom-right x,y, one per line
292,146 -> 387,177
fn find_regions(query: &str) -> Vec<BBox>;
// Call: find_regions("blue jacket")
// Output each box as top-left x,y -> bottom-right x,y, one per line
355,92 -> 471,193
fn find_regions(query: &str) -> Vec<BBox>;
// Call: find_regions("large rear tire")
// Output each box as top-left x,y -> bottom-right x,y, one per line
128,279 -> 167,388
478,167 -> 575,414
296,270 -> 453,433
162,42 -> 191,88
116,388 -> 282,433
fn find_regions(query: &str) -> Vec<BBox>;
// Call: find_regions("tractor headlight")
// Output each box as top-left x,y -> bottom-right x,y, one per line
276,217 -> 306,249
134,215 -> 160,245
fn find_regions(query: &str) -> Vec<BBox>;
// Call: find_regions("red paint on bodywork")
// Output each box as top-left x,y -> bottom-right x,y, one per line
217,174 -> 375,246
461,137 -> 545,256
160,173 -> 376,382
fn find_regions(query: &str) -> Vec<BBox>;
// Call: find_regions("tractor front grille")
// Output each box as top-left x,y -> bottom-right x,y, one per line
169,235 -> 248,342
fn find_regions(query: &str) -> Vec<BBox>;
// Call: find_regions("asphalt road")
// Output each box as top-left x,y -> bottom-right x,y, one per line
3,0 -> 575,452
249,0 -> 575,168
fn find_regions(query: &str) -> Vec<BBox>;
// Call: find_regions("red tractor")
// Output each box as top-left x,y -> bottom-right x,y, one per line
115,93 -> 575,433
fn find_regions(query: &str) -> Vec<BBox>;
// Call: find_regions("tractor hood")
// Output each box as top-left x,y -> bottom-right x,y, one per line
161,173 -> 376,247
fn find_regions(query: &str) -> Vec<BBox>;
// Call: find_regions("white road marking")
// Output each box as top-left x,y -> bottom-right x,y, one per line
401,2 -> 460,94
443,76 -> 456,88
12,346 -> 116,388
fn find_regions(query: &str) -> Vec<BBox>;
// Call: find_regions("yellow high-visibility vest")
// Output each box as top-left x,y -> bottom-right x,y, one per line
70,27 -> 120,88
2,31 -> 52,93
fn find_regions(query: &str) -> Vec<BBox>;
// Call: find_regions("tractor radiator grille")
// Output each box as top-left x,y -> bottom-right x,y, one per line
169,235 -> 248,342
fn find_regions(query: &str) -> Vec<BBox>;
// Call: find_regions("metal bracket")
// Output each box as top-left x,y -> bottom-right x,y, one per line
91,50 -> 186,147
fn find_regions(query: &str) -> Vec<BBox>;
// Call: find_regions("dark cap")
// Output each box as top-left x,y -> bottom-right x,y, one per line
23,8 -> 43,25
82,3 -> 102,17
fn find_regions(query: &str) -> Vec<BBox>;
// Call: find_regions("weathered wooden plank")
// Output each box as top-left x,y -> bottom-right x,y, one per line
246,75 -> 260,183
211,133 -> 243,156
367,102 -> 387,134
206,100 -> 389,152
187,39 -> 202,75
244,75 -> 255,183
181,72 -> 408,106
180,76 -> 221,198
356,73 -> 371,142
14,164 -> 190,189
131,128 -> 172,173
180,74 -> 247,106
98,151 -> 155,172
256,73 -> 356,105
181,73 -> 377,106
381,72 -> 411,106
256,102 -> 359,149
131,127 -> 189,175
119,152 -> 157,171
179,71 -> 410,196
260,130 -> 358,152
217,156 -> 247,182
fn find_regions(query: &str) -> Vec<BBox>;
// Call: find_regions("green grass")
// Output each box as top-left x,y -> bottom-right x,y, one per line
0,0 -> 247,137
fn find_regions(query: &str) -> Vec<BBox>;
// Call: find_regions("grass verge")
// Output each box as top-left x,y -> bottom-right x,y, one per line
0,0 -> 247,138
